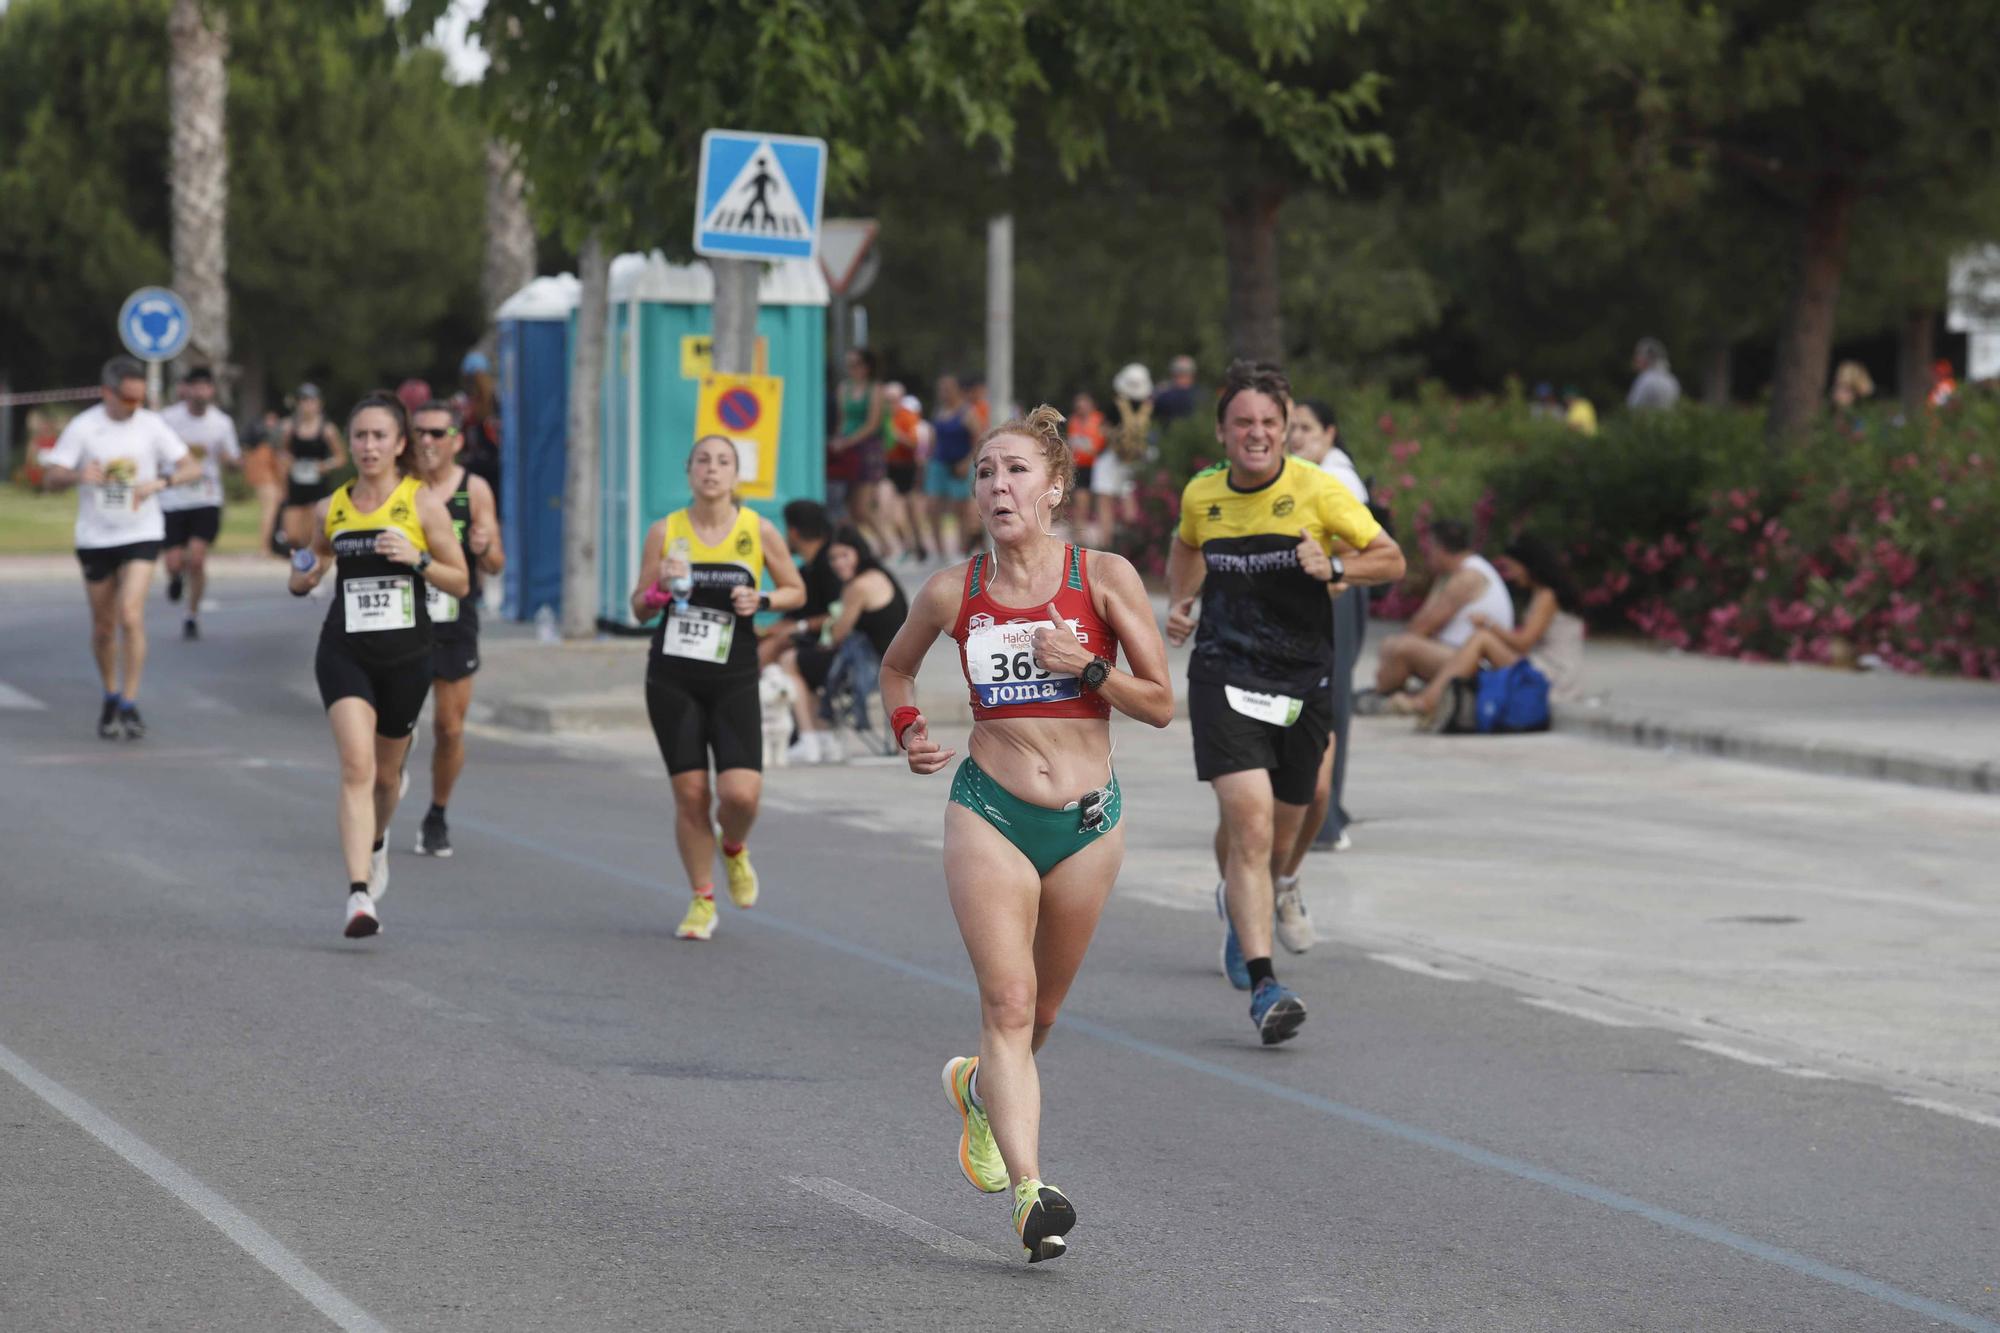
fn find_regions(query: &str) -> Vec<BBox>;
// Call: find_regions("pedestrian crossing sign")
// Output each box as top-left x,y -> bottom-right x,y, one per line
693,129 -> 827,263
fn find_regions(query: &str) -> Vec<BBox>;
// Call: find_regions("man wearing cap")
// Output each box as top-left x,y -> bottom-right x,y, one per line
41,355 -> 203,738
159,367 -> 242,640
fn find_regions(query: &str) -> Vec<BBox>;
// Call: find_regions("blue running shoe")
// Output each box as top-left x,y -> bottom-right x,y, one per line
1250,978 -> 1307,1046
1215,881 -> 1250,990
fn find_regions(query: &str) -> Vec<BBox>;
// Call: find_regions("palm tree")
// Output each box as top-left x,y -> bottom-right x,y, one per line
168,0 -> 229,382
481,138 -> 537,356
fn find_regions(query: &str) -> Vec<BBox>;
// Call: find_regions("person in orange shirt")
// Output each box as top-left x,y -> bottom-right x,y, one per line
1065,391 -> 1106,544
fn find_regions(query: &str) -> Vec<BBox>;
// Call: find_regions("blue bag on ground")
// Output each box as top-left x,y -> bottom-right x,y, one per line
1475,660 -> 1553,733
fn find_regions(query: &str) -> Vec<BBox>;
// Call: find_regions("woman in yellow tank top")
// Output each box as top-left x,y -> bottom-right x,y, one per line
631,434 -> 805,942
288,393 -> 468,939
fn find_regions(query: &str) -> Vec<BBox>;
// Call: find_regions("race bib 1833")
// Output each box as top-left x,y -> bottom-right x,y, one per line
965,619 -> 1081,708
660,604 -> 734,664
425,582 -> 460,624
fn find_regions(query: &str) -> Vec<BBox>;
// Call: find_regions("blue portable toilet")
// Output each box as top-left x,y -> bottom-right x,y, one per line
597,252 -> 828,627
494,274 -> 579,623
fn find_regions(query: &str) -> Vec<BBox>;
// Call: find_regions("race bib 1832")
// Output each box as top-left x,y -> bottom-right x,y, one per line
343,575 -> 416,634
965,619 -> 1081,708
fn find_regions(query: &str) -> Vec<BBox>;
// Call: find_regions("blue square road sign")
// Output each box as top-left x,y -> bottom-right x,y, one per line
693,130 -> 827,263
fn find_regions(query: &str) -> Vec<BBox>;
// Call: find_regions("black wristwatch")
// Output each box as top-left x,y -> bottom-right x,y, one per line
415,551 -> 432,575
758,593 -> 772,612
1080,657 -> 1112,691
1325,554 -> 1345,585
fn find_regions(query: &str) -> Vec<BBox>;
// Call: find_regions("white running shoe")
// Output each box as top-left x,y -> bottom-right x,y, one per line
1334,831 -> 1353,852
1275,884 -> 1317,953
816,730 -> 844,764
368,842 -> 390,902
787,734 -> 822,765
344,890 -> 381,938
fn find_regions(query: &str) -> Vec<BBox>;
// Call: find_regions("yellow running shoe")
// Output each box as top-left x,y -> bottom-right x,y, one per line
1012,1178 -> 1076,1264
675,894 -> 718,941
723,846 -> 759,909
941,1056 -> 1008,1193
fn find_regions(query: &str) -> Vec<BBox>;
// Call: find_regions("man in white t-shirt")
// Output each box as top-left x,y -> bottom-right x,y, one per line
159,366 -> 241,641
1372,518 -> 1515,703
40,355 -> 201,739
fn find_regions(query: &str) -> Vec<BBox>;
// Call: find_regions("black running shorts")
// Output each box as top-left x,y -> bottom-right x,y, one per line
645,672 -> 764,775
431,632 -> 480,682
77,541 -> 162,583
316,645 -> 433,738
1188,678 -> 1333,806
163,506 -> 222,548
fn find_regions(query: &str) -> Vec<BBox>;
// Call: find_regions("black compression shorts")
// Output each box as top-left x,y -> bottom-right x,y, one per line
645,673 -> 764,775
163,507 -> 222,548
1189,678 -> 1332,806
317,645 -> 432,738
77,541 -> 162,583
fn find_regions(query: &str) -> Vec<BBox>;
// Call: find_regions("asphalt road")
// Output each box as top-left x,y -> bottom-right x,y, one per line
2,578 -> 1996,1332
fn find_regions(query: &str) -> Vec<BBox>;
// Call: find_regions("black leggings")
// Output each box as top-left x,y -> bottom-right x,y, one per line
645,672 -> 764,775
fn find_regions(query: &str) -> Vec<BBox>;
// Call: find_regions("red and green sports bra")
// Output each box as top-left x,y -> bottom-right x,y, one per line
951,545 -> 1118,722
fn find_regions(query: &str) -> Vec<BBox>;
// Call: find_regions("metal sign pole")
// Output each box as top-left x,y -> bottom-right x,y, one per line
146,360 -> 163,410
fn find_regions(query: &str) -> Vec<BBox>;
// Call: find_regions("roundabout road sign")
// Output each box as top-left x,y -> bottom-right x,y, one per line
118,287 -> 192,362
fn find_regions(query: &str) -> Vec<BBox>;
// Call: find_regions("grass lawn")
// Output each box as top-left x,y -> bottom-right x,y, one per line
0,483 -> 265,555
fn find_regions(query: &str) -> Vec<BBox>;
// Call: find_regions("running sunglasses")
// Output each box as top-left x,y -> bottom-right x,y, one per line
413,427 -> 457,440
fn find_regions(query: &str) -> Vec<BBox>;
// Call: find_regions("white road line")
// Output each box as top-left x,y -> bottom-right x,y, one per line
0,679 -> 48,710
787,1176 -> 1002,1263
188,692 -> 240,714
1895,1096 -> 2000,1132
365,978 -> 490,1024
0,1037 -> 391,1333
1519,996 -> 1639,1028
1681,1039 -> 1832,1079
1367,952 -> 1474,982
102,850 -> 191,887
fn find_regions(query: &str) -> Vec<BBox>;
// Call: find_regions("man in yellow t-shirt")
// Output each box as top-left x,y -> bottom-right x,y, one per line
1164,360 -> 1406,1046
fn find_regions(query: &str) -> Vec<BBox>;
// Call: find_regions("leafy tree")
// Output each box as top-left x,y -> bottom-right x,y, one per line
0,0 -> 486,411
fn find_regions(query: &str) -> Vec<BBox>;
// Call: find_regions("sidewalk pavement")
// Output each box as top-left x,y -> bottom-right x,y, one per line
472,604 -> 1999,795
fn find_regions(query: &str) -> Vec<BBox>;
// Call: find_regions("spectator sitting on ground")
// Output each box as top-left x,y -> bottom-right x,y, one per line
1390,534 -> 1587,720
1626,337 -> 1682,410
1369,518 -> 1515,702
759,499 -> 843,670
778,527 -> 909,764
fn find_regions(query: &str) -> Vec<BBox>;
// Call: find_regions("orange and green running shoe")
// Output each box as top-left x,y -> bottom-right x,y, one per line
941,1056 -> 1008,1193
1012,1178 -> 1076,1264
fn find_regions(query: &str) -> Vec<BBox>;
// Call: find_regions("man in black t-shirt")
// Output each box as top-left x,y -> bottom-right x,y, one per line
758,499 -> 841,668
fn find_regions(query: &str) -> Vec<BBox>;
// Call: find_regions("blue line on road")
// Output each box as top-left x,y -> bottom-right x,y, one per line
460,813 -> 2000,1333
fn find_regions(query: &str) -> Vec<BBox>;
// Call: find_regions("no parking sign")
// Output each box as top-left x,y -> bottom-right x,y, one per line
693,373 -> 783,499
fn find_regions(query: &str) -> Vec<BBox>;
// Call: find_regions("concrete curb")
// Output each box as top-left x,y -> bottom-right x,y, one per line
1554,707 -> 1998,795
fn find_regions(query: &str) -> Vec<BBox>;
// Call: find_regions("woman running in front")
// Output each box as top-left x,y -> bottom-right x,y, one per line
288,393 -> 468,938
878,405 -> 1173,1263
632,434 -> 806,942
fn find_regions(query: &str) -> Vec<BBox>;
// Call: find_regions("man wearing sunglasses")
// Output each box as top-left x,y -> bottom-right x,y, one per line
410,400 -> 505,857
41,355 -> 203,739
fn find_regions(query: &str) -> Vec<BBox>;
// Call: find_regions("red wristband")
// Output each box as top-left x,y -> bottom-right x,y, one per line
890,706 -> 922,749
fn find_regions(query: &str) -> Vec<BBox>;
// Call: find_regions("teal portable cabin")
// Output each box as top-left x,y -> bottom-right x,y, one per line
598,252 -> 828,628
494,273 -> 579,623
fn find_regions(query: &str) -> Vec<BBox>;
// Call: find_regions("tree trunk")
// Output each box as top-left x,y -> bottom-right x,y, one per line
1700,338 -> 1733,405
1221,183 -> 1286,363
1898,308 -> 1935,417
1764,177 -> 1856,442
480,138 -> 537,358
168,0 -> 229,384
561,233 -> 608,639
